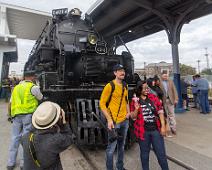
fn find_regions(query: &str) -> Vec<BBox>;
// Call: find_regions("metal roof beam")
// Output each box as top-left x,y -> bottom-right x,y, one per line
102,8 -> 151,37
91,0 -> 123,25
106,17 -> 164,44
132,0 -> 170,16
101,0 -> 172,38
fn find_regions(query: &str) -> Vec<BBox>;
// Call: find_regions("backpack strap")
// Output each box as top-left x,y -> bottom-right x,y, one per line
122,81 -> 128,90
114,82 -> 125,124
122,81 -> 129,103
106,81 -> 115,107
29,133 -> 41,167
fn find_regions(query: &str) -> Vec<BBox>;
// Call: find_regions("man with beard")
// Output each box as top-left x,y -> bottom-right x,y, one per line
100,64 -> 130,170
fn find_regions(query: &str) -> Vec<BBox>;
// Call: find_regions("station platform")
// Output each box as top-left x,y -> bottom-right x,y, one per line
81,106 -> 212,170
0,100 -> 212,170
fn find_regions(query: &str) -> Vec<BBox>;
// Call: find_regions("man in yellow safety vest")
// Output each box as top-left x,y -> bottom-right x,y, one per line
7,70 -> 43,170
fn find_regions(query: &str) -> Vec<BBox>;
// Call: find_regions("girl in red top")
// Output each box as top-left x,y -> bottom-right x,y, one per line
130,80 -> 169,170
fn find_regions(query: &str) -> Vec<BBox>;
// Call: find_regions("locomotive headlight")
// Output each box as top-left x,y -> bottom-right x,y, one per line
88,34 -> 98,45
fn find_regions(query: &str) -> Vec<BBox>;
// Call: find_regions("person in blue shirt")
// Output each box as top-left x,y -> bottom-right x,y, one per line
193,74 -> 211,114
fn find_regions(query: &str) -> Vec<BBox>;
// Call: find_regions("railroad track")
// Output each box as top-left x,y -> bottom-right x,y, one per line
75,144 -> 197,170
76,145 -> 99,170
166,153 -> 196,170
150,146 -> 196,170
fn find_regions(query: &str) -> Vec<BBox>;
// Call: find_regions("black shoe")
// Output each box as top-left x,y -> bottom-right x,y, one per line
171,129 -> 177,135
7,166 -> 15,170
20,166 -> 23,170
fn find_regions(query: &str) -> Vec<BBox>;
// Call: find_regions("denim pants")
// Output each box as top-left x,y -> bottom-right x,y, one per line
106,119 -> 129,170
199,90 -> 211,113
138,130 -> 169,170
7,114 -> 32,167
197,91 -> 201,110
193,93 -> 197,107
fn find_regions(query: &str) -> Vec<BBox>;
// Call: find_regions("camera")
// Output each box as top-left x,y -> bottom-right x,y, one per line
108,128 -> 123,143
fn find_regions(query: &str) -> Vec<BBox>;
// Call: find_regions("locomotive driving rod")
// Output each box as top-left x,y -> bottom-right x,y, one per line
86,110 -> 109,131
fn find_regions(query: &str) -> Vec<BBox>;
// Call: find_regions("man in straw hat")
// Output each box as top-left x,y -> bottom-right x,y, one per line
21,101 -> 73,170
7,70 -> 43,170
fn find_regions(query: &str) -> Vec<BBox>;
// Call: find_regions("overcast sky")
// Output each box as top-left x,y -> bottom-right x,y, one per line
2,0 -> 212,74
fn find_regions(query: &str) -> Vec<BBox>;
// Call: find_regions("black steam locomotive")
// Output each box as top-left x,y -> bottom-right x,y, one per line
24,8 -> 135,146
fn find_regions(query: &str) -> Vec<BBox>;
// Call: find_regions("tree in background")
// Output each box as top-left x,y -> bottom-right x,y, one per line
180,64 -> 196,76
201,68 -> 212,75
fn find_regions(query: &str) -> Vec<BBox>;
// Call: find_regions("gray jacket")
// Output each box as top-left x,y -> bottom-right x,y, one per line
22,124 -> 73,170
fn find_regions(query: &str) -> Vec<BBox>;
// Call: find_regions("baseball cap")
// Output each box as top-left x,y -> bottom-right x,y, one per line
113,64 -> 125,71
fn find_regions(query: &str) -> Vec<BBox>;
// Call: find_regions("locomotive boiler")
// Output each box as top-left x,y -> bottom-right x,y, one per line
24,8 -> 136,146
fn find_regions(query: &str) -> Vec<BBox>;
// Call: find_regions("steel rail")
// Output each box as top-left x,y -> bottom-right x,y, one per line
150,147 -> 196,170
166,154 -> 196,170
77,147 -> 197,170
76,145 -> 99,170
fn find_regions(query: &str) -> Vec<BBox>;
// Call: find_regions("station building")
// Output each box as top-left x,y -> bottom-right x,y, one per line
0,2 -> 51,82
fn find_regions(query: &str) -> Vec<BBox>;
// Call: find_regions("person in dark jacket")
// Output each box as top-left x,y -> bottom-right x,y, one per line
180,78 -> 190,111
147,78 -> 157,96
21,101 -> 73,170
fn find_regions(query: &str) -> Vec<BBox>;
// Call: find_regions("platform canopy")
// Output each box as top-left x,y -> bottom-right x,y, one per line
87,0 -> 212,44
1,2 -> 51,40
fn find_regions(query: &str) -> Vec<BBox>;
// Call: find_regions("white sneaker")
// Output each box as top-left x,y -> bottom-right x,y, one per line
166,134 -> 173,138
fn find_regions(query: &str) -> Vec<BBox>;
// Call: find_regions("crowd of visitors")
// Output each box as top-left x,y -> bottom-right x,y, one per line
0,77 -> 21,102
180,74 -> 211,114
4,64 -> 211,170
191,74 -> 211,114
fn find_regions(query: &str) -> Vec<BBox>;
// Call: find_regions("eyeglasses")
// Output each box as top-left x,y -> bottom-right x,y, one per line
143,86 -> 149,91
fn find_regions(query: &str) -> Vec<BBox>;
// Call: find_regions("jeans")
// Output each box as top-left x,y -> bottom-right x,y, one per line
193,93 -> 197,107
7,114 -> 32,167
138,130 -> 169,170
106,119 -> 129,170
199,90 -> 211,113
197,91 -> 201,110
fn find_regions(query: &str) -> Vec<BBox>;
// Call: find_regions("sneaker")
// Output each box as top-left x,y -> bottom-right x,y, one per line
171,129 -> 177,135
166,134 -> 173,138
7,166 -> 15,170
